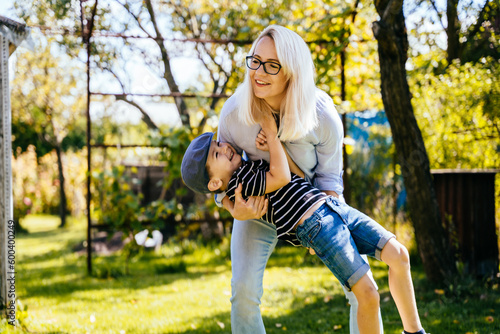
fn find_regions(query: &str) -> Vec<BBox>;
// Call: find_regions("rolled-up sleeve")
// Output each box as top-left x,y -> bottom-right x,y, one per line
312,101 -> 344,195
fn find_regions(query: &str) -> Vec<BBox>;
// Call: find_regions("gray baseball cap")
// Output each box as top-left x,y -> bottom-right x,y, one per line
181,132 -> 214,194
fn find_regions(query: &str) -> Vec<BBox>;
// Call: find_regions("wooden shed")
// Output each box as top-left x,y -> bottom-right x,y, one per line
431,169 -> 499,278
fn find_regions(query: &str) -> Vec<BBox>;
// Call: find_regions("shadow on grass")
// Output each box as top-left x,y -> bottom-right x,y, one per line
173,292 -> 351,334
18,257 -> 219,300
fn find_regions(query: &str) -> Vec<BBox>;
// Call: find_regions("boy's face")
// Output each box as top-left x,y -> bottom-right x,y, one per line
205,141 -> 242,188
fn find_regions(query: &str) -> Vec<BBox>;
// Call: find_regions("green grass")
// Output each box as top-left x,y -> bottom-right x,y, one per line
2,215 -> 499,333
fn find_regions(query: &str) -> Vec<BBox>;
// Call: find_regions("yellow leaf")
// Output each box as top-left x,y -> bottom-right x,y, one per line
434,289 -> 445,295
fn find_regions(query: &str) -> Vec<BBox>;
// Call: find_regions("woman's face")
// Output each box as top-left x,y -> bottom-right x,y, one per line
249,36 -> 288,111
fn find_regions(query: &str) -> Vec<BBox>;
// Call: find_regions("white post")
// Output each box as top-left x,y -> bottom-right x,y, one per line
0,33 -> 15,321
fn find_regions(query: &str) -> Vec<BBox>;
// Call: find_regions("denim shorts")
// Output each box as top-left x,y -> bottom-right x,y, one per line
296,196 -> 395,290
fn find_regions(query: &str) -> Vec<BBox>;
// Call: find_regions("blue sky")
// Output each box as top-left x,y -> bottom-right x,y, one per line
0,1 -> 18,21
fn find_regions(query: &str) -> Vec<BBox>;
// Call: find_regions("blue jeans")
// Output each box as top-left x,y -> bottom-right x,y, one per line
296,197 -> 395,290
230,216 -> 384,333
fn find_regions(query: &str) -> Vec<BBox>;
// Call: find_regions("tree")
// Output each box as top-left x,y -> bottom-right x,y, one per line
406,0 -> 500,64
372,0 -> 457,283
11,43 -> 86,227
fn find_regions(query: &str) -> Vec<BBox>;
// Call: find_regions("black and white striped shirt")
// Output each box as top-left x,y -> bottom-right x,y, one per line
226,160 -> 327,246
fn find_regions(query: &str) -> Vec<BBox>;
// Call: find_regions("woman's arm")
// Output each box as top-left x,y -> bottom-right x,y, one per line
221,184 -> 269,220
313,92 -> 344,195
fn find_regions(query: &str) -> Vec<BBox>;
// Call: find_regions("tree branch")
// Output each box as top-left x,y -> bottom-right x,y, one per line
115,95 -> 159,131
427,0 -> 446,30
465,0 -> 493,43
144,0 -> 189,126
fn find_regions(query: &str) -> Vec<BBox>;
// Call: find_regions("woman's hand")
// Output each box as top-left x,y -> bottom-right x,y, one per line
255,129 -> 269,151
222,184 -> 268,220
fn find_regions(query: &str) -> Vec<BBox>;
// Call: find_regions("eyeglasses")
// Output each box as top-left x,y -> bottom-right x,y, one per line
245,56 -> 282,75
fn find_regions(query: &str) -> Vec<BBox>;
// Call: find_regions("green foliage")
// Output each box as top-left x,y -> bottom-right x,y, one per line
347,123 -> 402,222
92,165 -> 182,231
11,42 -> 87,159
410,56 -> 500,169
92,166 -> 144,233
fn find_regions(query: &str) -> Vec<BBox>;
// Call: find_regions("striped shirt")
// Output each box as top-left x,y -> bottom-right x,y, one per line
226,160 -> 328,246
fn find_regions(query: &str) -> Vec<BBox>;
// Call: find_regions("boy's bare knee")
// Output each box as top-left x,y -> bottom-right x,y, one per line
393,243 -> 411,271
383,239 -> 411,271
352,277 -> 380,309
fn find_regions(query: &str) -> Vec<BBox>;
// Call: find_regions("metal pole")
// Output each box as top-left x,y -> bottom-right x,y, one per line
0,33 -> 15,319
340,49 -> 351,204
85,37 -> 92,275
81,0 -> 93,276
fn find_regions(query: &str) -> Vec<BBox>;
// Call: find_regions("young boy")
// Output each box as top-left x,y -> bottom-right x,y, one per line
181,114 -> 428,334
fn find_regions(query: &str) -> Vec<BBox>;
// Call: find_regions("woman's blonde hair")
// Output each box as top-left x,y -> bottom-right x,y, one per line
235,25 -> 317,141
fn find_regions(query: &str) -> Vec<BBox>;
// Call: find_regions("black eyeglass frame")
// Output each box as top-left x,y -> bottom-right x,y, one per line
245,56 -> 282,75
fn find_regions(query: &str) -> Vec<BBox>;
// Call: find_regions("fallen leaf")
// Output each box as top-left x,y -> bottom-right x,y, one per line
275,323 -> 282,328
434,289 -> 445,295
217,321 -> 225,329
333,324 -> 342,330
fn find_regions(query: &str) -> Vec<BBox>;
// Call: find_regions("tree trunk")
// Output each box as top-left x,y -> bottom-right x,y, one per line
446,0 -> 461,63
55,145 -> 67,228
372,0 -> 457,283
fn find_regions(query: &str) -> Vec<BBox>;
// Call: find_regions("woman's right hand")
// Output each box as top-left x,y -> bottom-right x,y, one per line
223,184 -> 268,220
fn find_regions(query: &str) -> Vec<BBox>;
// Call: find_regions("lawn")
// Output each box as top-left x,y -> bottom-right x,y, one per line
1,215 -> 499,333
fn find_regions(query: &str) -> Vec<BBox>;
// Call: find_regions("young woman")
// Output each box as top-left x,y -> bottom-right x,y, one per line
216,25 -> 384,334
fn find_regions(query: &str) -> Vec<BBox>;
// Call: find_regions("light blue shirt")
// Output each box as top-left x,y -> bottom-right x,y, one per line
216,88 -> 344,200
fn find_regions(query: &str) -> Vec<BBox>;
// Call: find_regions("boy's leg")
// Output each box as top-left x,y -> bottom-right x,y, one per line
230,218 -> 278,334
380,238 -> 423,333
350,273 -> 381,334
343,255 -> 384,334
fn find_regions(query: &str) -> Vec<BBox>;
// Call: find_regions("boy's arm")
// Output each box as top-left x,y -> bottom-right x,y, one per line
259,113 -> 291,193
257,130 -> 305,179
